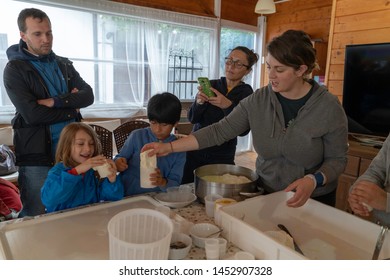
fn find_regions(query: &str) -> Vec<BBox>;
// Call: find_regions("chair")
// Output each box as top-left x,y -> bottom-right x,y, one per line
113,120 -> 150,153
89,124 -> 113,159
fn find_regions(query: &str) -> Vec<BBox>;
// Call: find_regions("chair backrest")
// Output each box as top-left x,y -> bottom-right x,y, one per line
89,124 -> 113,159
113,120 -> 150,153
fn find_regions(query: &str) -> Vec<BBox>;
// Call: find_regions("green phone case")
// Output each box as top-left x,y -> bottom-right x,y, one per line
197,77 -> 215,97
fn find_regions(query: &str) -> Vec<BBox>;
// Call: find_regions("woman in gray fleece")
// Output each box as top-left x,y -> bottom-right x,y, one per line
349,134 -> 390,226
143,30 -> 348,208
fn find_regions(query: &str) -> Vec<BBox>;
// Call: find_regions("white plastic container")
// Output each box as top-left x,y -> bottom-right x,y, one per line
189,223 -> 221,248
0,196 -> 170,259
205,238 -> 219,260
140,150 -> 157,188
93,162 -> 111,178
168,232 -> 192,260
108,208 -> 173,260
218,191 -> 390,260
214,198 -> 237,224
204,193 -> 222,218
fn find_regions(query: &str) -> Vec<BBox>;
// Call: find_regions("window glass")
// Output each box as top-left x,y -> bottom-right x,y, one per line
220,27 -> 256,86
220,27 -> 257,152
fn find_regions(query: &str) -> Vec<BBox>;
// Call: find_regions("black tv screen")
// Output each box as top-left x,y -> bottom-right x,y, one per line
343,43 -> 390,137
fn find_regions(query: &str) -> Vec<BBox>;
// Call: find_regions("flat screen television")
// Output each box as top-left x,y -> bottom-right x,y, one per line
343,42 -> 390,138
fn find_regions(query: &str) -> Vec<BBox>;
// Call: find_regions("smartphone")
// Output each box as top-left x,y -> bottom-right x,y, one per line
197,77 -> 215,97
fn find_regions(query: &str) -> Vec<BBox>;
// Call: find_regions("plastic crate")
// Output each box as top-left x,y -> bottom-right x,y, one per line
217,191 -> 390,260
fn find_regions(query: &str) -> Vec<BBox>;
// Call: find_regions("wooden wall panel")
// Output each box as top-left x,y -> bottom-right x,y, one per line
328,64 -> 344,80
327,80 -> 343,98
267,6 -> 331,28
267,19 -> 331,42
266,0 -> 332,42
327,0 -> 390,99
335,0 -> 390,16
111,0 -> 215,17
112,0 -> 261,26
221,0 -> 259,26
330,48 -> 345,65
264,0 -> 332,85
335,10 -> 390,33
332,28 -> 390,49
277,0 -> 332,10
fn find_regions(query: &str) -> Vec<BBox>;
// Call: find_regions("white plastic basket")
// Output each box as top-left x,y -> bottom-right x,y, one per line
107,208 -> 173,259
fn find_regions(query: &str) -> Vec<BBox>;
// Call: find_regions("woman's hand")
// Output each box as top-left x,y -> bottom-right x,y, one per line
150,168 -> 166,187
141,142 -> 172,157
115,157 -> 128,172
196,86 -> 233,109
284,176 -> 316,207
196,90 -> 209,105
348,191 -> 370,216
208,88 -> 233,109
75,155 -> 107,175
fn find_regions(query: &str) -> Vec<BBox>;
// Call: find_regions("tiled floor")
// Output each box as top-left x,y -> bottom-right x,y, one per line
235,151 -> 257,170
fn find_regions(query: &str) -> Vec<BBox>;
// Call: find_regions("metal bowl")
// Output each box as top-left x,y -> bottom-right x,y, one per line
194,164 -> 261,203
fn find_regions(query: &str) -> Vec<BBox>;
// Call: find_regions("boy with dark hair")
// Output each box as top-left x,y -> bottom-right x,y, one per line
114,92 -> 185,196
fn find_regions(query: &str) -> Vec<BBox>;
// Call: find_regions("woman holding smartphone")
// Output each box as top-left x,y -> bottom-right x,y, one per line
143,30 -> 348,208
181,46 -> 259,184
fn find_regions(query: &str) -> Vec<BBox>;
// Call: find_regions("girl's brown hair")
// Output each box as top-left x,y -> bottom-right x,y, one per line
55,122 -> 102,167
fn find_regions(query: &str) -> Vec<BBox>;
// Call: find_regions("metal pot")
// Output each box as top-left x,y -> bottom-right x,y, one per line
194,164 -> 262,203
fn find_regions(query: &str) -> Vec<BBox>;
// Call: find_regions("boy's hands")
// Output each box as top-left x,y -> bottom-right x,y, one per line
349,180 -> 387,215
150,168 -> 167,187
115,157 -> 128,172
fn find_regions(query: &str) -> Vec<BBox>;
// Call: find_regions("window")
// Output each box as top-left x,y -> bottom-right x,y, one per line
0,33 -> 8,107
167,49 -> 204,100
219,22 -> 260,89
1,1 -> 264,154
0,0 -> 218,122
219,22 -> 260,153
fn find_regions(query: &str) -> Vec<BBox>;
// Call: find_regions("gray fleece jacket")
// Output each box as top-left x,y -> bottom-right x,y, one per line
193,80 -> 348,197
351,134 -> 390,226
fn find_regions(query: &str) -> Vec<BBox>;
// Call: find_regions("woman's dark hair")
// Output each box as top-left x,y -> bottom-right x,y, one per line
266,30 -> 319,76
147,92 -> 182,125
18,8 -> 51,33
229,46 -> 259,69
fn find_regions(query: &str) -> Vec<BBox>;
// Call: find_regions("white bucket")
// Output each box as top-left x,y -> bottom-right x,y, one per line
107,208 -> 173,259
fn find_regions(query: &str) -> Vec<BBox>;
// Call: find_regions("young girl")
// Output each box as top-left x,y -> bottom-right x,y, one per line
41,122 -> 123,213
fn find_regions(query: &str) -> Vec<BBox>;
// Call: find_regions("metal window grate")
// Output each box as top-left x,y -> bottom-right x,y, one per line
167,49 -> 203,100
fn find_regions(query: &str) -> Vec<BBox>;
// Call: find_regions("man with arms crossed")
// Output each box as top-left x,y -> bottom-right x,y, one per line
3,8 -> 94,216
